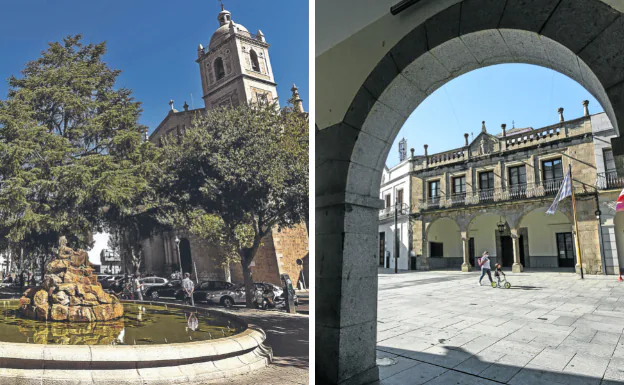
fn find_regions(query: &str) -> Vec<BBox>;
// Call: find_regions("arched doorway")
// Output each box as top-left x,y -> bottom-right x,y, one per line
468,214 -> 513,268
179,238 -> 193,275
316,2 -> 624,384
424,217 -> 462,269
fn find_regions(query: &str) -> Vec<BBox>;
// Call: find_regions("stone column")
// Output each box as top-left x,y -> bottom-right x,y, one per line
511,228 -> 523,273
501,124 -> 507,151
317,196 -> 381,384
558,107 -> 565,122
424,144 -> 429,168
461,232 -> 472,272
583,100 -> 589,117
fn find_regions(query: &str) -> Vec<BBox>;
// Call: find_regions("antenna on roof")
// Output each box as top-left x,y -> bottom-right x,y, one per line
512,120 -> 515,129
219,0 -> 224,11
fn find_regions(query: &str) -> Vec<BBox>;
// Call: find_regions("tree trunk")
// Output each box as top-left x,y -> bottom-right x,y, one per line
241,250 -> 255,308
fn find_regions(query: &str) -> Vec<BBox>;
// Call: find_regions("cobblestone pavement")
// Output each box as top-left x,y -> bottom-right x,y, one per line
374,269 -> 624,385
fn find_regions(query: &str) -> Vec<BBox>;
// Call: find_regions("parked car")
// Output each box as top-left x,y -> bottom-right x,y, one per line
140,277 -> 169,290
176,281 -> 245,308
144,280 -> 182,299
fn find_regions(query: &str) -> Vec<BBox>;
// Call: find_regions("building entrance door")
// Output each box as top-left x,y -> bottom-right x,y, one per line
557,233 -> 575,268
500,236 -> 513,267
379,232 -> 385,266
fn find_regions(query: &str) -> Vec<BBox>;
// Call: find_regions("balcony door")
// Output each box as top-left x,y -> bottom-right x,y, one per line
542,158 -> 563,194
452,176 -> 466,205
428,180 -> 440,205
479,171 -> 494,202
508,166 -> 527,198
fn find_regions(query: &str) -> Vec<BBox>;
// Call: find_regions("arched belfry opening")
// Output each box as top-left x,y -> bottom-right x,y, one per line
214,57 -> 225,81
316,1 -> 624,384
250,49 -> 260,72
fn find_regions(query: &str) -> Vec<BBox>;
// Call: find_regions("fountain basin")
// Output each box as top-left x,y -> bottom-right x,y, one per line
0,301 -> 272,384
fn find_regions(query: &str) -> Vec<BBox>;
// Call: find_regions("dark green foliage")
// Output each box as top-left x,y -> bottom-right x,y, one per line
161,102 -> 308,306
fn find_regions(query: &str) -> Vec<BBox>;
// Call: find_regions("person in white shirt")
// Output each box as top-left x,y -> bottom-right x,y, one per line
477,251 -> 493,286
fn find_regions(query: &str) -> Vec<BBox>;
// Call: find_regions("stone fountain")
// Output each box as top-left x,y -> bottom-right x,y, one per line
18,236 -> 123,322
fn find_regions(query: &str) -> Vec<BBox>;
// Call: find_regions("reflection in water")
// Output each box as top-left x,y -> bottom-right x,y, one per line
0,300 -> 244,345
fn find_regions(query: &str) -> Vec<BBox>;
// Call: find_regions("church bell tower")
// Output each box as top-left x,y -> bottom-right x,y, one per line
196,6 -> 279,110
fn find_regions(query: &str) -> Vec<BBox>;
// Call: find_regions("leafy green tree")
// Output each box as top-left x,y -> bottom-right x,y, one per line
161,102 -> 308,306
0,35 -> 156,269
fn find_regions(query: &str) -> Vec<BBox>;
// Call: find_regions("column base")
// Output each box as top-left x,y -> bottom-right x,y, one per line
512,263 -> 523,273
461,263 -> 473,272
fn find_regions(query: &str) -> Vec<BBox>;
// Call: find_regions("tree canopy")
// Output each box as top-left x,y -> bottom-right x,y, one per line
160,102 -> 308,305
0,35 -> 159,266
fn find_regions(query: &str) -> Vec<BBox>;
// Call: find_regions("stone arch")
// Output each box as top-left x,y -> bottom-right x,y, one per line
516,203 -> 575,227
316,3 -> 624,384
423,215 -> 462,240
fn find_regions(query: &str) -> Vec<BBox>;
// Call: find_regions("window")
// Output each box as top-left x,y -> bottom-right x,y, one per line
213,282 -> 228,290
428,180 -> 440,202
479,171 -> 495,190
452,176 -> 466,194
257,93 -> 269,105
214,57 -> 225,80
200,282 -> 212,290
397,189 -> 404,206
508,165 -> 527,197
542,158 -> 563,193
250,49 -> 260,72
430,242 -> 443,257
508,166 -> 526,186
542,158 -> 563,181
478,171 -> 495,202
604,149 -> 616,173
385,194 -> 391,208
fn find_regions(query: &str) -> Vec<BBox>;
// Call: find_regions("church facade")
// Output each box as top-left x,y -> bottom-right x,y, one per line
141,7 -> 308,288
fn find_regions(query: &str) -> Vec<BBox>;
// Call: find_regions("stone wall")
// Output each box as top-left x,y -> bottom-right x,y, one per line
272,223 -> 309,288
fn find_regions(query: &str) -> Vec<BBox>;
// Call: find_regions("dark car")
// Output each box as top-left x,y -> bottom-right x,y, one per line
144,280 -> 182,299
176,281 -> 244,308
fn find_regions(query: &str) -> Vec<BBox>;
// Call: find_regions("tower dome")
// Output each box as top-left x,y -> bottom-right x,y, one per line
209,6 -> 249,50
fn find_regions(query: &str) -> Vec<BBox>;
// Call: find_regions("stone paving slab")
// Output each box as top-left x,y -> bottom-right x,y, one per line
375,270 -> 624,384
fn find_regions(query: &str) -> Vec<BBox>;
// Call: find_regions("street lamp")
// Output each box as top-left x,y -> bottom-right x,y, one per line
595,209 -> 601,219
174,236 -> 183,277
497,217 -> 506,234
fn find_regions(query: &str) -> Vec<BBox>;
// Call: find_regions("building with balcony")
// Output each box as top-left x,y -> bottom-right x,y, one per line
379,160 -> 411,270
380,105 -> 624,275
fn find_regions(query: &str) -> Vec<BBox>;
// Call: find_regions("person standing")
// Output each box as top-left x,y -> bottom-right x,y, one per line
132,274 -> 144,301
182,273 -> 195,307
478,251 -> 493,286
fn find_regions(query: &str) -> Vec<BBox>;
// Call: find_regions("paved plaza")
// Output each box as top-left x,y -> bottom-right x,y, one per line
375,269 -> 624,385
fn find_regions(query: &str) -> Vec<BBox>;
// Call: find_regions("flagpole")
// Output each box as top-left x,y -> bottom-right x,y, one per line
569,164 -> 584,279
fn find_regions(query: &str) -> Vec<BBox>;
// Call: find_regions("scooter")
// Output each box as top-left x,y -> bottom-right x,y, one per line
254,287 -> 285,310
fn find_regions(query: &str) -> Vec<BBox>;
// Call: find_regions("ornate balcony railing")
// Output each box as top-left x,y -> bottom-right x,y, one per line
415,179 -> 566,211
596,171 -> 624,190
379,203 -> 410,220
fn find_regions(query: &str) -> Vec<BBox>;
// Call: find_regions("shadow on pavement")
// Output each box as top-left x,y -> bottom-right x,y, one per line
375,345 -> 621,385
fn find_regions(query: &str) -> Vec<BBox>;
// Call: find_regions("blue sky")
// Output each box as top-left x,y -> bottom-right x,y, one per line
0,0 -> 308,263
0,0 -> 309,134
386,64 -> 603,167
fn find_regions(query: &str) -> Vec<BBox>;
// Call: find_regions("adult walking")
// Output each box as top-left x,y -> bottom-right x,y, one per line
132,274 -> 144,301
478,251 -> 493,286
182,273 -> 195,307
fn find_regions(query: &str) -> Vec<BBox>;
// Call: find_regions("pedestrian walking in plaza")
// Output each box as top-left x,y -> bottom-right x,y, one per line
182,273 -> 195,307
132,274 -> 144,301
478,251 -> 493,286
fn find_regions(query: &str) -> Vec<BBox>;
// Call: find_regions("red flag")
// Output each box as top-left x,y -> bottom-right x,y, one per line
617,188 -> 624,212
